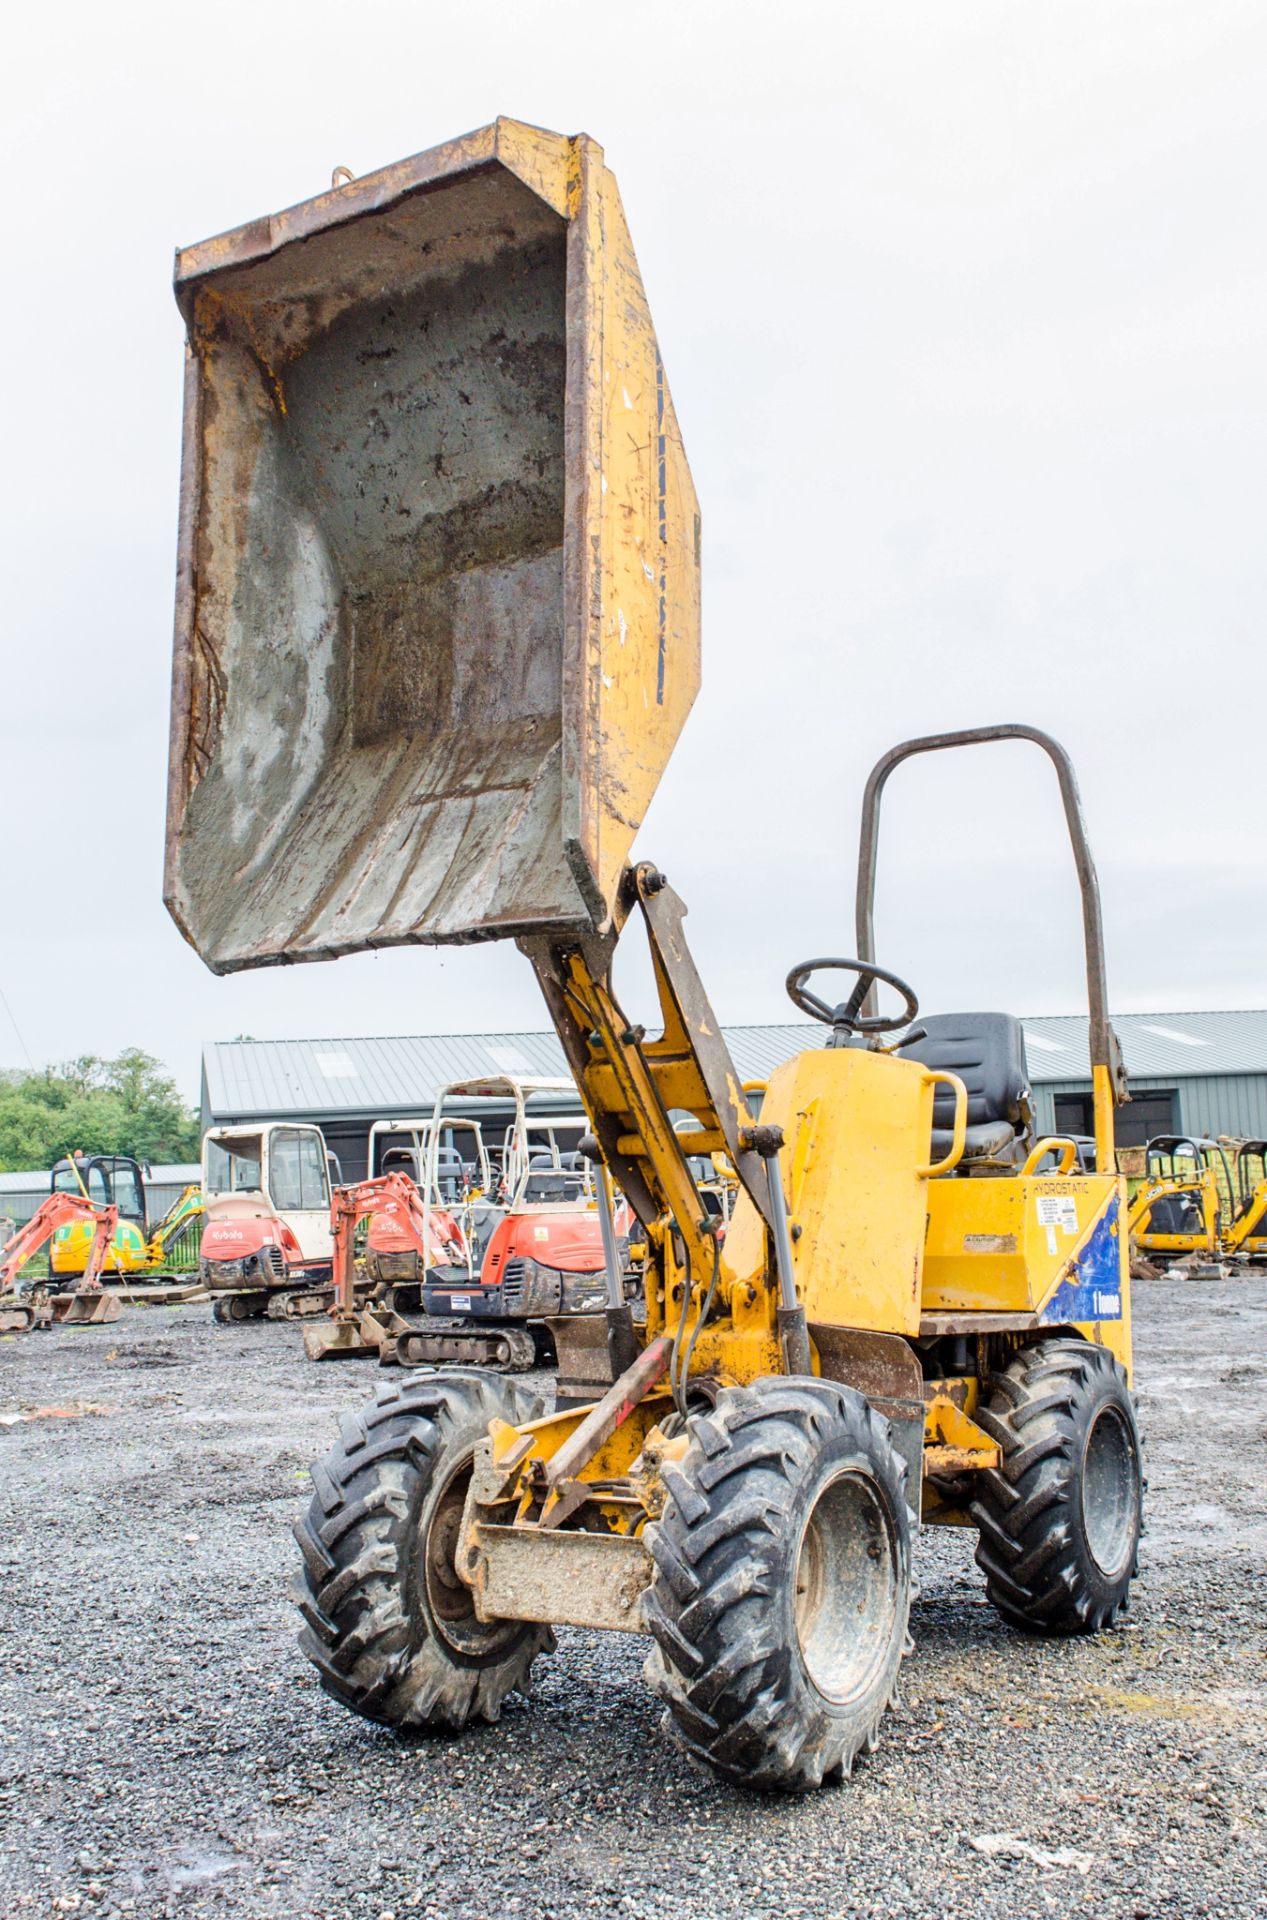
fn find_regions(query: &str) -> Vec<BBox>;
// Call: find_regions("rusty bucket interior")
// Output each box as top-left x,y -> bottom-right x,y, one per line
166,118 -> 700,975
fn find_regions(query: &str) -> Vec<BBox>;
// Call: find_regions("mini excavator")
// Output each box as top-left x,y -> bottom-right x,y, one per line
0,1192 -> 122,1332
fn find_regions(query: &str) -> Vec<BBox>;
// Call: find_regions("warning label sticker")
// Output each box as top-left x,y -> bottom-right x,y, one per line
1036,1195 -> 1079,1234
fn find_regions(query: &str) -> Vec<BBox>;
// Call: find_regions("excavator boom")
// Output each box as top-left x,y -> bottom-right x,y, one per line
304,1173 -> 466,1362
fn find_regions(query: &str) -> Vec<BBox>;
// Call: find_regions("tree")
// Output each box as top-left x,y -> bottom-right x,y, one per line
0,1050 -> 200,1172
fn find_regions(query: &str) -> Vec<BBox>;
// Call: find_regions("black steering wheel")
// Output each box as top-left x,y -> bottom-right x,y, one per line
785,957 -> 919,1036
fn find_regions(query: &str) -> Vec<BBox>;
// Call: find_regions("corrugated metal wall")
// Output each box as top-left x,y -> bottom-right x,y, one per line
1034,1081 -> 1081,1133
1034,1076 -> 1267,1141
1177,1075 -> 1267,1139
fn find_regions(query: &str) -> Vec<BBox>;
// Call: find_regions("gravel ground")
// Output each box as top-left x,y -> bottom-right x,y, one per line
1,1278 -> 1265,1920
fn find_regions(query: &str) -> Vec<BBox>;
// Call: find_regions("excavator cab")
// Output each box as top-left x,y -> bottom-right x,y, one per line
49,1154 -> 151,1277
1129,1134 -> 1228,1265
200,1123 -> 335,1320
407,1081 -> 621,1370
52,1154 -> 147,1221
361,1117 -> 492,1293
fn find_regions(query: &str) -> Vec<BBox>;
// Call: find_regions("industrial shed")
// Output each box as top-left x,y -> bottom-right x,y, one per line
1022,1010 -> 1267,1146
202,1011 -> 1267,1178
201,1027 -> 817,1183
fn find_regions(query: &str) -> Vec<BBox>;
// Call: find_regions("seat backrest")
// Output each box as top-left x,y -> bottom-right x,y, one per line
1143,1194 -> 1202,1236
897,1013 -> 1032,1135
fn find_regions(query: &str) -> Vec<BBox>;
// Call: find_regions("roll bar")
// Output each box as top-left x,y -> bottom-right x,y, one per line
1146,1135 -> 1234,1192
854,724 -> 1127,1174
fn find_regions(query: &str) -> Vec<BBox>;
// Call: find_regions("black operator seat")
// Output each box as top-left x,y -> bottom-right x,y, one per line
434,1144 -> 465,1202
1142,1194 -> 1203,1235
896,1013 -> 1034,1171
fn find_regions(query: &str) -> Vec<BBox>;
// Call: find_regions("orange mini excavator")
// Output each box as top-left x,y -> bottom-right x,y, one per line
303,1173 -> 468,1361
0,1192 -> 123,1332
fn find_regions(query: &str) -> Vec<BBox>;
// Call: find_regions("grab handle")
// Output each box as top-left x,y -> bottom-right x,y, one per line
916,1071 -> 968,1178
1021,1136 -> 1080,1177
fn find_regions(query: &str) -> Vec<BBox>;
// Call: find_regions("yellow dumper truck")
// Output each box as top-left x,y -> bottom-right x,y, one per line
166,119 -> 1142,1791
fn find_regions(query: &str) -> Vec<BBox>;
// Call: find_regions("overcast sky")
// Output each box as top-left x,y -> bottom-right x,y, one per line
1,1 -> 1263,1102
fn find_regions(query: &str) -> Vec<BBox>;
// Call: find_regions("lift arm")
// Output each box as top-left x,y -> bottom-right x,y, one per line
521,862 -> 778,1346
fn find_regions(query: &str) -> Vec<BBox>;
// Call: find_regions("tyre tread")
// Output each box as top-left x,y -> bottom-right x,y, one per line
971,1337 -> 1142,1636
294,1370 -> 549,1731
644,1377 -> 910,1791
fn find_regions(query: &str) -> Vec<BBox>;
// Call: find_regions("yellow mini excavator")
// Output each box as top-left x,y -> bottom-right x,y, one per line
49,1155 -> 203,1281
1127,1136 -> 1230,1277
165,119 -> 1142,1792
1223,1139 -> 1267,1262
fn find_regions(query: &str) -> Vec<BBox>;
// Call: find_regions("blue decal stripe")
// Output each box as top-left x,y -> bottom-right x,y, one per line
1039,1194 -> 1124,1325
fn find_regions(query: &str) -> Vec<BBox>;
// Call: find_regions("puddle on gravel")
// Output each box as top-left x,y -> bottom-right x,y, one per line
107,1345 -> 187,1369
159,1846 -> 248,1890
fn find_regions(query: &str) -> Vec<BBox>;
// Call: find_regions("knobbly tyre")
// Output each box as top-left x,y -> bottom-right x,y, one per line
165,120 -> 1143,1790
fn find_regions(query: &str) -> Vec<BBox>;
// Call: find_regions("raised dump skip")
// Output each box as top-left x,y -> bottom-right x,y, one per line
166,118 -> 700,974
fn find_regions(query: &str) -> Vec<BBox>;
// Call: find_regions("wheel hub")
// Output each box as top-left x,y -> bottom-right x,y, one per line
1080,1404 -> 1139,1578
795,1468 -> 899,1704
420,1454 -> 520,1659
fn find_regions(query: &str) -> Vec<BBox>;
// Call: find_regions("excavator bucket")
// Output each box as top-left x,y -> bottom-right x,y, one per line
302,1305 -> 404,1363
48,1289 -> 123,1326
165,118 -> 700,972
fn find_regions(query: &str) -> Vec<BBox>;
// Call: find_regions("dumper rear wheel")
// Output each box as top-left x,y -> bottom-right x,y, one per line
971,1336 -> 1142,1634
643,1378 -> 911,1791
294,1370 -> 553,1730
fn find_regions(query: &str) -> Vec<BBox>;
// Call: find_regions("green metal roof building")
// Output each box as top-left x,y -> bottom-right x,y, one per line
201,1011 -> 1267,1181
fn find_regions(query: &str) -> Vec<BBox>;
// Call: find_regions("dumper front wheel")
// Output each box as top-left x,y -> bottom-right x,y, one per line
294,1371 -> 553,1730
643,1378 -> 911,1791
971,1336 -> 1142,1634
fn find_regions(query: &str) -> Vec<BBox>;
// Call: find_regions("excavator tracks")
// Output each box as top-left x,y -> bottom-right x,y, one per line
0,1288 -> 121,1332
0,1297 -> 45,1333
394,1317 -> 538,1372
